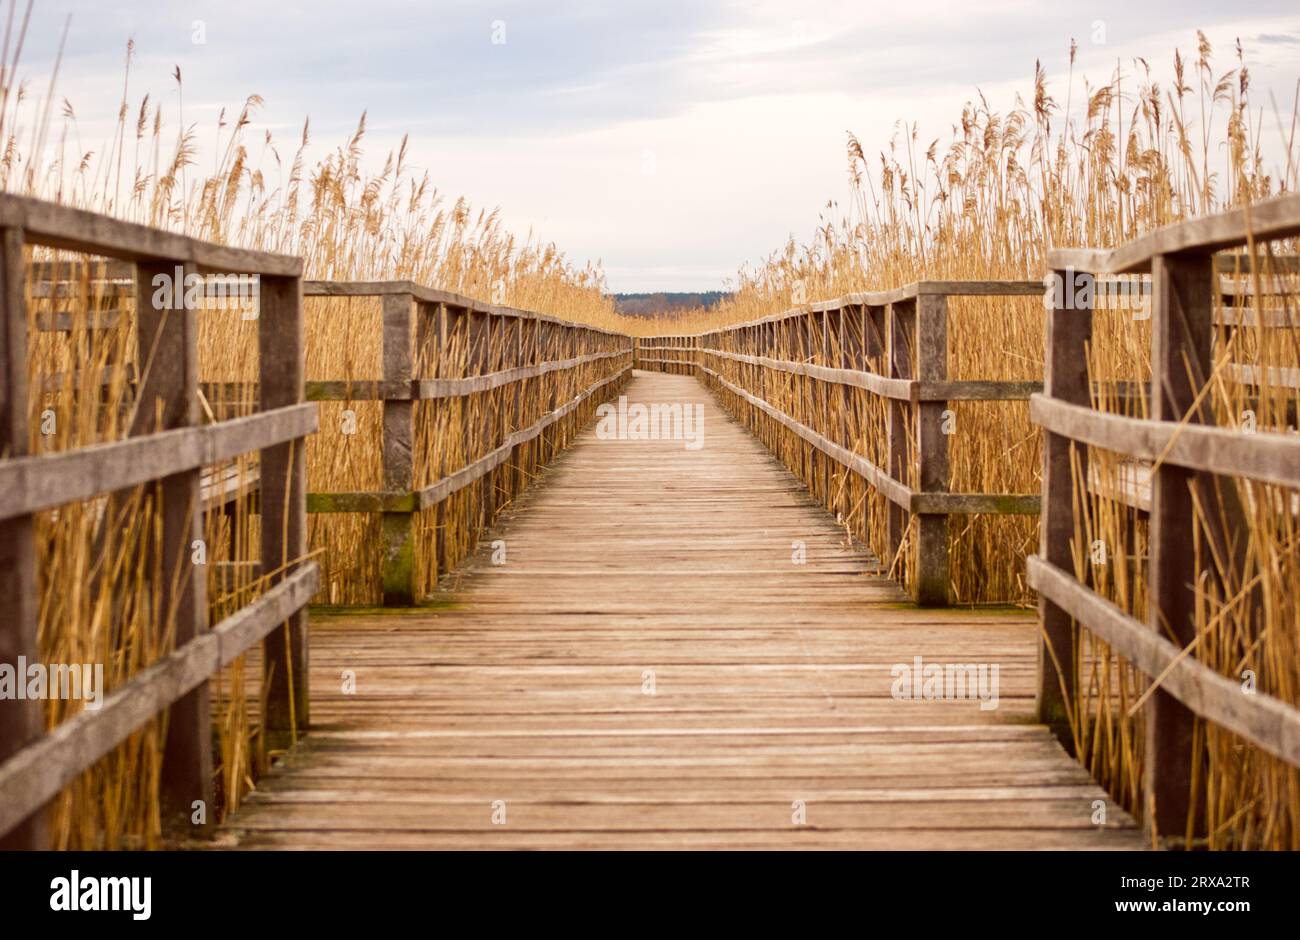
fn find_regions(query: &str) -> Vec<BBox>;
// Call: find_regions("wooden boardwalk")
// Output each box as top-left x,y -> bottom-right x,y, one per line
214,371 -> 1143,850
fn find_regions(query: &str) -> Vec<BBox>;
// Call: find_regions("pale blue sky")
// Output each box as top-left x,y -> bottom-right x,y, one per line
12,1 -> 1300,290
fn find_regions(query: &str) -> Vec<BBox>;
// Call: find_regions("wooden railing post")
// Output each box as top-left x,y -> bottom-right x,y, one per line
837,305 -> 851,367
1036,266 -> 1092,748
468,309 -> 487,375
885,302 -> 911,572
1145,250 -> 1213,844
259,273 -> 309,749
865,304 -> 885,372
914,292 -> 950,606
541,321 -> 556,408
480,312 -> 493,525
822,307 -> 839,493
510,316 -> 523,429
430,302 -> 449,581
132,260 -> 213,835
524,311 -> 539,368
380,291 -> 416,605
0,226 -> 47,850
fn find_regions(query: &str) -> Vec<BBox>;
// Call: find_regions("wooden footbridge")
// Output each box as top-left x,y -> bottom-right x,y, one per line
2,192 -> 1299,851
210,372 -> 1139,849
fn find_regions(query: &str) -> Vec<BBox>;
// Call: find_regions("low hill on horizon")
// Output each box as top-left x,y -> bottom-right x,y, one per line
610,291 -> 731,317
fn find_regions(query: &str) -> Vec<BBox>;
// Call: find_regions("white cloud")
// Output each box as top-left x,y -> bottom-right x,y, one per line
9,0 -> 1300,291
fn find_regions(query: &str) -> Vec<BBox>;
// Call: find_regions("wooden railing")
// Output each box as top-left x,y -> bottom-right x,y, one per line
639,281 -> 1044,605
1030,192 -> 1300,843
304,282 -> 634,604
0,193 -> 318,849
635,334 -> 698,374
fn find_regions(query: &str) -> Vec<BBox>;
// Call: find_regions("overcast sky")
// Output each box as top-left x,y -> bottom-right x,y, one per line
11,1 -> 1300,291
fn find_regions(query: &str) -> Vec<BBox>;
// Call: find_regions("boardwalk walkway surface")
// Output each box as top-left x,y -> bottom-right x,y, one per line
214,371 -> 1143,849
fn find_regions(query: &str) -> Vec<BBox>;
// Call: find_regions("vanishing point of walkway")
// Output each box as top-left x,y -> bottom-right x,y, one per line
214,371 -> 1143,849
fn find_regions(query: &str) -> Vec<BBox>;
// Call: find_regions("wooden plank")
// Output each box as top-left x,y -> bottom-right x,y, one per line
1213,252 -> 1300,274
701,348 -> 913,400
1047,192 -> 1300,275
907,279 -> 1046,297
1144,251 -> 1212,844
1215,307 -> 1298,328
908,492 -> 1040,515
303,279 -> 626,338
259,274 -> 310,748
914,293 -> 949,606
27,258 -> 136,281
1036,268 -> 1092,747
380,292 -> 416,605
412,351 -> 626,398
886,302 -> 912,568
33,309 -> 124,332
133,259 -> 213,834
0,192 -> 301,276
428,302 -> 450,574
697,352 -> 1044,404
306,379 -> 411,401
0,226 -> 46,850
680,280 -> 1043,335
303,353 -> 622,405
915,379 -> 1042,402
224,828 -> 1136,850
1086,461 -> 1151,514
639,356 -> 693,367
1028,395 -> 1300,488
41,363 -> 138,394
213,564 -> 322,667
1225,363 -> 1300,391
0,404 -> 317,520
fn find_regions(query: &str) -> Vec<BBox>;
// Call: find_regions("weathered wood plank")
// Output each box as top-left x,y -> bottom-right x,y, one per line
914,293 -> 949,606
380,292 -> 417,605
1029,395 -> 1300,489
303,280 -> 626,337
1035,268 -> 1092,745
259,274 -> 310,747
0,225 -> 46,849
133,259 -> 213,834
0,404 -> 317,520
679,280 -> 1044,334
0,192 -> 301,276
1144,252 -> 1211,843
1048,192 -> 1300,274
702,347 -> 913,400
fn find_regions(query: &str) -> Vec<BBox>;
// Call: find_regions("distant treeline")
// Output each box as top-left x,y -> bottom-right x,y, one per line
610,291 -> 731,316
